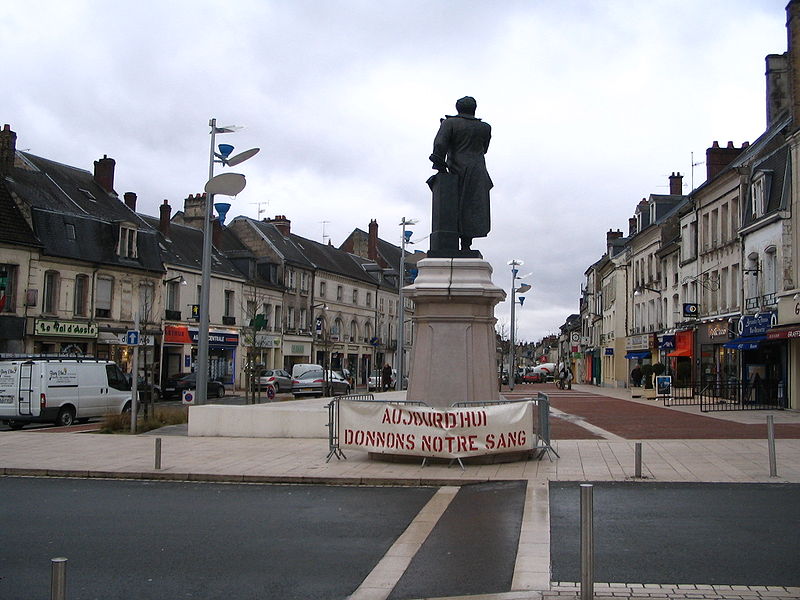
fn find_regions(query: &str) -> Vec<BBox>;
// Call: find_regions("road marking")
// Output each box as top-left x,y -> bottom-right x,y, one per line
348,486 -> 459,600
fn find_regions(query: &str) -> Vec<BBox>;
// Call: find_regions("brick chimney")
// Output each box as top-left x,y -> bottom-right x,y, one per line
706,141 -> 747,181
123,192 -> 137,211
669,172 -> 683,195
628,217 -> 638,236
368,219 -> 378,261
212,219 -> 222,248
182,193 -> 206,229
93,155 -> 116,193
766,53 -> 790,127
787,0 -> 800,130
0,124 -> 16,173
159,200 -> 171,237
268,215 -> 291,236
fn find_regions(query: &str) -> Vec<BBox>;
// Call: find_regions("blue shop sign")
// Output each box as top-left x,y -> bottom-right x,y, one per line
659,335 -> 675,350
738,312 -> 776,337
189,329 -> 240,347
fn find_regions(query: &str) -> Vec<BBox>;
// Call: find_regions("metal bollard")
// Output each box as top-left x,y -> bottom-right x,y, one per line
51,557 -> 67,600
580,484 -> 593,600
634,442 -> 642,478
155,437 -> 162,470
767,416 -> 777,477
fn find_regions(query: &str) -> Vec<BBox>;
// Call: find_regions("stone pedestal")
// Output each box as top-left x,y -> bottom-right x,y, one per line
404,258 -> 506,408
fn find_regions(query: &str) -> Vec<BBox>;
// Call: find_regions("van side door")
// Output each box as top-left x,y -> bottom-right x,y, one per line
104,364 -> 130,414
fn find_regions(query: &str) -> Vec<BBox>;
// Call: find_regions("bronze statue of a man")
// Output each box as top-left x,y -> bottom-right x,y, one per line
429,96 -> 493,253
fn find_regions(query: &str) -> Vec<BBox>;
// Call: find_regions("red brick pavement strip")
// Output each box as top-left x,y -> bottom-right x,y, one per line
550,416 -> 604,440
503,384 -> 800,439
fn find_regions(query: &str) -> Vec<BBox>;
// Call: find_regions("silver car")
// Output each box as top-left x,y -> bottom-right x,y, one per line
292,369 -> 351,398
255,369 -> 292,393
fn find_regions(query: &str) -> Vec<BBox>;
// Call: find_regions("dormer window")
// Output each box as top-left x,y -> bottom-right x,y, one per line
751,170 -> 771,219
118,225 -> 138,258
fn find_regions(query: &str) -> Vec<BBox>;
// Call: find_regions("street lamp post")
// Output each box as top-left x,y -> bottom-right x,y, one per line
195,118 -> 258,405
507,260 -> 530,391
397,218 -> 418,391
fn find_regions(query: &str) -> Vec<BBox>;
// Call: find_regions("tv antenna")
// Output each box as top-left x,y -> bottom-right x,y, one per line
250,201 -> 268,220
320,220 -> 331,244
691,151 -> 705,191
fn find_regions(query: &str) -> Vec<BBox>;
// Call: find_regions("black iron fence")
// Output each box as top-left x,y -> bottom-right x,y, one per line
699,379 -> 785,412
661,380 -> 786,411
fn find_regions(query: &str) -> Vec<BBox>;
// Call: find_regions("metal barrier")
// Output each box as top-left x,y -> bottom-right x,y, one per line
662,384 -> 700,407
325,393 -> 428,462
699,380 -> 785,412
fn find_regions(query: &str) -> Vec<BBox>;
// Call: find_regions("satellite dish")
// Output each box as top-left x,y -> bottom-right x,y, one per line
226,147 -> 260,167
205,173 -> 246,196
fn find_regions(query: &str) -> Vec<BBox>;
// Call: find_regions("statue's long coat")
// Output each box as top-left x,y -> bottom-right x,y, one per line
431,114 -> 493,239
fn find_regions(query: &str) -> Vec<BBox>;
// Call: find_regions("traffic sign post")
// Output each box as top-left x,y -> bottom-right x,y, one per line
182,389 -> 196,405
125,330 -> 140,346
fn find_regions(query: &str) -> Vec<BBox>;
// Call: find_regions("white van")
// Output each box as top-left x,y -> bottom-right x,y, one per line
0,357 -> 133,429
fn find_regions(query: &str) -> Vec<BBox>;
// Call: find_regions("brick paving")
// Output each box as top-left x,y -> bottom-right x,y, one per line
504,384 -> 800,439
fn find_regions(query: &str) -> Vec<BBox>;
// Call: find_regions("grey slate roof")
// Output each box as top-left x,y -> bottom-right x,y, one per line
3,151 -> 162,272
0,181 -> 39,247
138,215 -> 243,278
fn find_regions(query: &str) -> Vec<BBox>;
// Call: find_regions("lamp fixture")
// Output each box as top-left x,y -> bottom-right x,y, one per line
633,285 -> 662,296
163,274 -> 187,286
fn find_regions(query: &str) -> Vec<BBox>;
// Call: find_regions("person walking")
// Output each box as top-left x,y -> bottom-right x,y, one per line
381,363 -> 392,392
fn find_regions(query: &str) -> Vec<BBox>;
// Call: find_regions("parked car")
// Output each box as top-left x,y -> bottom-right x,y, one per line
292,368 -> 351,398
521,371 -> 544,384
255,369 -> 292,393
123,373 -> 162,400
162,372 -> 225,399
368,368 -> 398,391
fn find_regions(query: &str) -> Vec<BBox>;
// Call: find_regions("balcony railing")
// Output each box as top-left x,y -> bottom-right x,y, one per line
761,293 -> 777,307
745,296 -> 760,311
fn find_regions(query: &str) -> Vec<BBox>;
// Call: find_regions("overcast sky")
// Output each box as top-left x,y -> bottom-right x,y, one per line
2,0 -> 789,342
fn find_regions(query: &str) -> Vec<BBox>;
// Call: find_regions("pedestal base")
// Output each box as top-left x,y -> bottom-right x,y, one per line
404,258 -> 506,408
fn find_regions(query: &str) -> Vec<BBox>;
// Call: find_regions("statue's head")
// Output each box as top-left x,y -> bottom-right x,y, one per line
455,96 -> 477,116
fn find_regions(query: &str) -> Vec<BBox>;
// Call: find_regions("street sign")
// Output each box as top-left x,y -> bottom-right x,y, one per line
191,305 -> 200,321
182,389 -> 195,405
125,330 -> 140,346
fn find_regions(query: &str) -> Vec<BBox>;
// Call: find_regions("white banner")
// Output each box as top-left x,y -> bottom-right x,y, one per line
339,401 -> 534,459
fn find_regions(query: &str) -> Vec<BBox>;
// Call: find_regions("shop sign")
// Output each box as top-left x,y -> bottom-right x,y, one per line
777,295 -> 800,326
34,319 -> 97,338
254,333 -> 281,348
283,341 -> 310,356
117,333 -> 154,346
738,311 -> 776,337
189,329 -> 239,347
766,326 -> 800,340
625,334 -> 652,351
706,322 -> 729,338
164,325 -> 192,344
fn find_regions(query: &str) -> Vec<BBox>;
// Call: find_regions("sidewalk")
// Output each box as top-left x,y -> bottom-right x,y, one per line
2,386 -> 799,600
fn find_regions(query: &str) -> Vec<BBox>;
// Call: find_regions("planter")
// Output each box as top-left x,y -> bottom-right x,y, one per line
631,386 -> 644,398
643,387 -> 657,400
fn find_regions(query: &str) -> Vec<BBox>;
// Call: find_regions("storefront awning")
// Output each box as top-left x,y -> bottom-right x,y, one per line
97,332 -> 119,344
667,330 -> 694,357
624,350 -> 650,360
723,335 -> 765,350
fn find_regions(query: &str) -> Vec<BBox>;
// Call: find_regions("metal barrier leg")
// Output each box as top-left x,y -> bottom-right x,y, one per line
580,484 -> 593,600
51,557 -> 67,600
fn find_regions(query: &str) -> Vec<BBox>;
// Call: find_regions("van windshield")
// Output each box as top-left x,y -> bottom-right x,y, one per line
106,365 -> 128,391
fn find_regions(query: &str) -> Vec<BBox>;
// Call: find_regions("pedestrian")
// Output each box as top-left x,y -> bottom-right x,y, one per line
381,363 -> 392,392
631,364 -> 643,387
565,364 -> 573,390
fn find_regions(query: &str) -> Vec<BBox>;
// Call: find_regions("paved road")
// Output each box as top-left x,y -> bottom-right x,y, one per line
0,476 -> 436,600
550,481 -> 800,586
